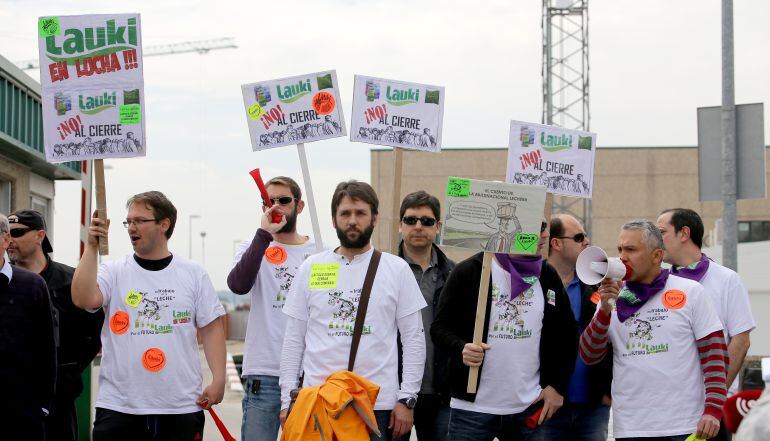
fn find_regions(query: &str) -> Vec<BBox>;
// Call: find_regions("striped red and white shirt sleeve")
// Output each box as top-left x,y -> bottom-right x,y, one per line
579,310 -> 611,365
697,330 -> 729,420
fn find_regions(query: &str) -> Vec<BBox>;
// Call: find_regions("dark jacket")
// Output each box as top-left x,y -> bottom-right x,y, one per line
397,242 -> 455,401
0,264 -> 57,420
431,253 -> 578,403
573,279 -> 612,406
41,256 -> 104,399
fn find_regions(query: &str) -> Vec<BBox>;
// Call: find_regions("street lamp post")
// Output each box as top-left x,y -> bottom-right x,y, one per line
200,231 -> 207,266
189,214 -> 201,259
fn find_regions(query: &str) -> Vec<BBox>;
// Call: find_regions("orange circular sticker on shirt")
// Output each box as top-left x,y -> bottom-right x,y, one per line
590,291 -> 601,305
109,311 -> 130,335
142,348 -> 167,372
662,290 -> 687,310
265,246 -> 288,265
312,91 -> 336,115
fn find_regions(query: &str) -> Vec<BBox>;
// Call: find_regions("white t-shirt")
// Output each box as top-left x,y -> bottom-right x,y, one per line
235,236 -> 317,377
609,274 -> 723,438
699,262 -> 756,395
95,255 -> 226,414
452,260 -> 544,415
282,248 -> 427,410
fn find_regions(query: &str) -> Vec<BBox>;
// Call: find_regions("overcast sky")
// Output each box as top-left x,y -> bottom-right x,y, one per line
2,0 -> 769,289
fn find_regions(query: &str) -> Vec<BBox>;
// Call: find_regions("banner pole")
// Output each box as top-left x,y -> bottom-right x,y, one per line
94,159 -> 109,255
390,148 -> 404,254
467,251 -> 493,393
297,143 -> 324,252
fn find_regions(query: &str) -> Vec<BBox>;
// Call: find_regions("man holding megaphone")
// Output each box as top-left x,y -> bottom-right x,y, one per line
578,220 -> 728,441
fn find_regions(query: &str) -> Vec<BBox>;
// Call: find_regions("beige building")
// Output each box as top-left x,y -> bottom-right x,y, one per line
371,146 -> 770,259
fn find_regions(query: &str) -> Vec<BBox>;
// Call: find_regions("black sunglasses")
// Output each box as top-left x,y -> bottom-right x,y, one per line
402,216 -> 437,227
540,221 -> 548,233
263,196 -> 296,206
556,233 -> 587,243
9,227 -> 35,238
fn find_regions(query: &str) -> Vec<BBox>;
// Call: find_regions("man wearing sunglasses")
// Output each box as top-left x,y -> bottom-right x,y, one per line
72,191 -> 226,440
397,191 -> 455,441
540,214 -> 612,441
227,176 -> 317,440
0,213 -> 56,441
7,209 -> 104,441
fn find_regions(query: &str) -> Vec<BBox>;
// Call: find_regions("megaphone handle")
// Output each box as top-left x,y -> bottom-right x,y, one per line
468,252 -> 493,393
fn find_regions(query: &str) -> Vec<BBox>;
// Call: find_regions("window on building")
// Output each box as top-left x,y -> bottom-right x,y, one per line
0,180 -> 11,215
30,194 -> 49,219
738,221 -> 770,243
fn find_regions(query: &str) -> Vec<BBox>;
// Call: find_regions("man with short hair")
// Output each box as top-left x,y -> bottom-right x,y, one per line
580,220 -> 728,441
541,214 -> 611,441
227,176 -> 317,440
8,209 -> 104,441
432,218 -> 578,441
397,191 -> 455,440
0,213 -> 56,441
657,208 -> 755,441
280,180 -> 427,440
72,191 -> 227,440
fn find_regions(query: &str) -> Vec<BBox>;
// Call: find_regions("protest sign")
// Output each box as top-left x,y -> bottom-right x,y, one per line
505,121 -> 596,198
350,75 -> 445,152
38,13 -> 146,163
241,70 -> 346,151
441,178 -> 547,255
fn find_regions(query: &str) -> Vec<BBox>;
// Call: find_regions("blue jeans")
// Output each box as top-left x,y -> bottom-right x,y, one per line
447,405 -> 545,441
413,394 -> 450,441
616,437 -> 689,441
241,375 -> 281,441
539,403 -> 610,441
372,410 -> 411,441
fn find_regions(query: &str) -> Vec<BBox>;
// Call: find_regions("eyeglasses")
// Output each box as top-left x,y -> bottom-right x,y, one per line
123,218 -> 157,228
402,216 -> 437,227
556,233 -> 587,243
9,227 -> 35,238
263,196 -> 297,206
540,221 -> 548,233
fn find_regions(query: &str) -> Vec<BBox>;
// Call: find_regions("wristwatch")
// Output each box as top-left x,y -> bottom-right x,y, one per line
398,397 -> 417,410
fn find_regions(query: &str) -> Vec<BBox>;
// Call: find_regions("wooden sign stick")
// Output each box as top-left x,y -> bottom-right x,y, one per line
94,159 -> 109,255
467,251 -> 493,393
297,143 -> 324,252
541,193 -> 554,259
390,148 -> 404,254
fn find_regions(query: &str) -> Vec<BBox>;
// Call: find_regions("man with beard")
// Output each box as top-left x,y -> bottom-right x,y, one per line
7,209 -> 103,441
579,220 -> 728,441
279,180 -> 427,440
227,176 -> 317,440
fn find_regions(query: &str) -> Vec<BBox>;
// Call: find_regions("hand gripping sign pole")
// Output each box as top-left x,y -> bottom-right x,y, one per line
467,251 -> 493,392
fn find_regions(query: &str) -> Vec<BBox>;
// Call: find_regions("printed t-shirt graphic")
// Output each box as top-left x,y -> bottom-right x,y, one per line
451,260 -> 544,415
607,275 -> 723,439
283,248 -> 426,410
236,237 -> 317,377
95,255 -> 225,414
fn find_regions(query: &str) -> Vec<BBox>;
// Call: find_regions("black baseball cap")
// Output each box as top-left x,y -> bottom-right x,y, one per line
8,209 -> 53,253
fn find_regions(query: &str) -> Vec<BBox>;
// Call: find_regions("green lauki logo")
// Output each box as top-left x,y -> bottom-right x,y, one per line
45,17 -> 138,64
386,85 -> 419,106
276,79 -> 311,103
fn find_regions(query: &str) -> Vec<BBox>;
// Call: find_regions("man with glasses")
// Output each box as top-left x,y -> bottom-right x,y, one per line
227,176 -> 317,440
432,218 -> 577,441
7,209 -> 103,441
540,214 -> 612,441
397,191 -> 455,440
72,191 -> 226,440
0,213 -> 56,441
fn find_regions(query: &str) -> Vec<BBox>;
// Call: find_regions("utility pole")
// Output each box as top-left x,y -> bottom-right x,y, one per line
721,0 -> 737,270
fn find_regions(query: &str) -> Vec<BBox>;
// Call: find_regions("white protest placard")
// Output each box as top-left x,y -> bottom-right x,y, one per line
506,121 -> 597,198
241,70 -> 346,151
441,178 -> 547,255
350,75 -> 444,152
38,14 -> 146,163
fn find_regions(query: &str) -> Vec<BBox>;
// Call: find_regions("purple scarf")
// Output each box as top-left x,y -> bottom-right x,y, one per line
495,254 -> 542,300
616,269 -> 670,323
671,253 -> 710,282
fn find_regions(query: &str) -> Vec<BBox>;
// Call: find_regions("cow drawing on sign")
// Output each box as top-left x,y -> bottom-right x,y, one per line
328,290 -> 357,330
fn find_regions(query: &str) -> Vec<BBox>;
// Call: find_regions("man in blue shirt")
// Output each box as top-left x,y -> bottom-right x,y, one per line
541,214 -> 612,441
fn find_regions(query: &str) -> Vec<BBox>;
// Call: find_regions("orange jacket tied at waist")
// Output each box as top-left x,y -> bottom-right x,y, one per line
282,370 -> 381,441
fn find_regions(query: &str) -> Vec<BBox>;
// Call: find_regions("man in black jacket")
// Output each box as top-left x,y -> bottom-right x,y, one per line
397,191 -> 455,441
540,214 -> 611,441
8,209 -> 104,441
0,213 -> 57,441
432,219 -> 577,441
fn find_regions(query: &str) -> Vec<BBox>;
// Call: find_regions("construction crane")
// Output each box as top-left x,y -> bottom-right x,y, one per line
15,37 -> 237,70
